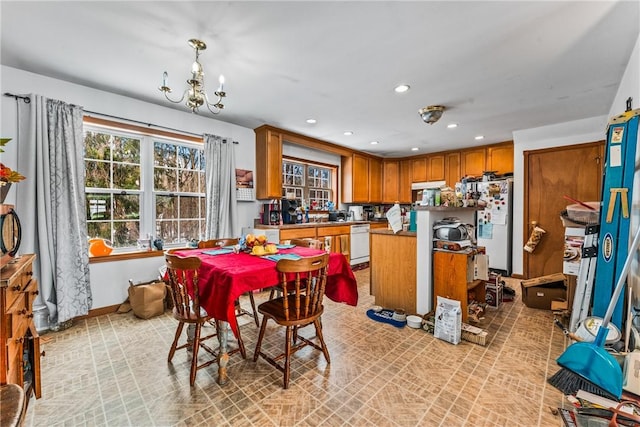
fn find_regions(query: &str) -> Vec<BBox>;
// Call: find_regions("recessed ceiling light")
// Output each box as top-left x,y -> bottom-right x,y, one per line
411,147 -> 419,151
447,123 -> 458,129
344,131 -> 354,136
394,84 -> 410,93
370,141 -> 379,145
475,135 -> 484,140
306,118 -> 317,124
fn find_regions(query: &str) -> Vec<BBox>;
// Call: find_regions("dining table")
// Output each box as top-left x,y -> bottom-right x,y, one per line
172,245 -> 359,384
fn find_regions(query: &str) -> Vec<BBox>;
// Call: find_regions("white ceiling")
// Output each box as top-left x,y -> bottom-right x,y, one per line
2,1 -> 639,157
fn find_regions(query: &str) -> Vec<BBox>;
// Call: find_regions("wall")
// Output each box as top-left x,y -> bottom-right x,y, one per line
1,65 -> 259,309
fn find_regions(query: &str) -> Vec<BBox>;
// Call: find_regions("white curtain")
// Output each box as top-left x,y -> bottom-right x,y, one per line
16,95 -> 91,327
203,134 -> 237,239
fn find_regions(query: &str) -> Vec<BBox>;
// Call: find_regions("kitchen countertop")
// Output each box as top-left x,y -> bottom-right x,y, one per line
413,205 -> 484,211
370,229 -> 416,237
254,220 -> 385,229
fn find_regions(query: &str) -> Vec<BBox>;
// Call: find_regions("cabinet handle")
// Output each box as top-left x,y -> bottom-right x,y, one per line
41,350 -> 46,357
16,337 -> 24,344
11,285 -> 20,291
26,313 -> 34,319
32,290 -> 39,296
18,308 -> 27,315
26,271 -> 33,276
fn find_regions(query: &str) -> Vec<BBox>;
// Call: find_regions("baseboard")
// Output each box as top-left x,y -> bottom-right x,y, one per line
76,304 -> 121,320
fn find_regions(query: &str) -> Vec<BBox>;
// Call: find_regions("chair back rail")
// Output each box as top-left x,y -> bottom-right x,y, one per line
277,254 -> 329,321
165,254 -> 203,320
198,238 -> 239,249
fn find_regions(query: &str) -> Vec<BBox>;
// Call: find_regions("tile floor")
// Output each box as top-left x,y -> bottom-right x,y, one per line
23,270 -> 571,426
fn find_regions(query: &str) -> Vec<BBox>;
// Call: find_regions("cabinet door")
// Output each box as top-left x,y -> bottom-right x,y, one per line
486,144 -> 514,175
427,155 -> 445,181
399,160 -> 413,203
368,157 -> 383,203
352,154 -> 369,203
461,148 -> 486,178
255,128 -> 283,199
445,152 -> 461,188
411,158 -> 427,182
433,251 -> 471,322
382,160 -> 399,203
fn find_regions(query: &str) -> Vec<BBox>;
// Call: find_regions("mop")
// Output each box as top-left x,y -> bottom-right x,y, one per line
548,226 -> 640,400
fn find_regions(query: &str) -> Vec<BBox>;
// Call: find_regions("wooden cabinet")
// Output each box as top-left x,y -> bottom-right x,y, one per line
316,225 -> 350,263
280,227 -> 316,242
382,160 -> 400,203
368,157 -> 383,203
1,254 -> 42,402
427,155 -> 445,181
255,126 -> 283,199
399,160 -> 413,203
445,152 -> 461,188
461,148 -> 486,178
370,232 -> 417,314
411,158 -> 427,182
433,250 -> 484,323
486,143 -> 514,175
342,154 -> 369,203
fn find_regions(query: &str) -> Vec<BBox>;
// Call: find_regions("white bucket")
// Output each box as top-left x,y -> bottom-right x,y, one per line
575,316 -> 621,344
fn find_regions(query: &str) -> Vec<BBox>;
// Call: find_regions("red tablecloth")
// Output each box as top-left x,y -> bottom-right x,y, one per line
172,247 -> 358,337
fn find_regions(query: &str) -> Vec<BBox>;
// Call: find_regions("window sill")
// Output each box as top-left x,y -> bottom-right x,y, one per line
88,250 -> 166,264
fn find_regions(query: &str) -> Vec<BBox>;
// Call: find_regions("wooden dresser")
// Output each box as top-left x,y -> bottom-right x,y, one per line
0,254 -> 42,400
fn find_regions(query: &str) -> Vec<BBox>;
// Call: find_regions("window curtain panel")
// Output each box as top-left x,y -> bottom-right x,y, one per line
16,95 -> 92,328
203,134 -> 237,239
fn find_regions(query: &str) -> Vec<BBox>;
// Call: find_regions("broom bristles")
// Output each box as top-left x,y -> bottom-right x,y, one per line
547,368 -> 619,401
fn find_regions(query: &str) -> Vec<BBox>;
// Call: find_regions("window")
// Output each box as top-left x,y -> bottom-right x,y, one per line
282,159 -> 334,209
84,123 -> 205,251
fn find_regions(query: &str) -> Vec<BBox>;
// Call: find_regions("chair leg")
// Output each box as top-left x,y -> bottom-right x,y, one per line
269,288 -> 276,300
168,322 -> 184,362
314,319 -> 331,364
253,317 -> 269,362
190,323 -> 202,386
248,292 -> 260,327
284,326 -> 293,389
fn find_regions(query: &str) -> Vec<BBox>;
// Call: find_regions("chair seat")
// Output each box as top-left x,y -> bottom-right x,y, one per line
171,304 -> 209,322
258,296 -> 324,326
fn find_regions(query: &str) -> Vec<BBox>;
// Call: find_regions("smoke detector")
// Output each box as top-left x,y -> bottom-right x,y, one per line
418,105 -> 445,125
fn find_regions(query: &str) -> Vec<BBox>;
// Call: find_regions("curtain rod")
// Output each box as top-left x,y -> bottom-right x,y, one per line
3,92 -> 238,143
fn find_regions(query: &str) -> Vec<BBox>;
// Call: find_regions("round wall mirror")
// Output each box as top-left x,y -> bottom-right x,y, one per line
0,208 -> 22,257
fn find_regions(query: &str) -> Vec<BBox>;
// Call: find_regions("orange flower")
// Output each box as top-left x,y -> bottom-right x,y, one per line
0,163 -> 25,184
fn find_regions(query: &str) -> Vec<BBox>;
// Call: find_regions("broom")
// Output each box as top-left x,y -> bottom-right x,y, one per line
548,226 -> 640,400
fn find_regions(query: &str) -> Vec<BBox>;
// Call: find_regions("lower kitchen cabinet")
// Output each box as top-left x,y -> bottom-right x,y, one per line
432,250 -> 485,323
317,225 -> 350,263
370,230 -> 417,314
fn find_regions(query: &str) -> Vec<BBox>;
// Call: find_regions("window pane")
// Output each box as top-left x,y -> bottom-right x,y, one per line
113,194 -> 140,220
156,195 -> 178,219
154,167 -> 177,192
156,219 -> 178,243
84,131 -> 111,161
85,160 -> 110,188
179,196 -> 201,219
154,142 -> 177,167
180,219 -> 201,241
113,163 -> 140,190
111,136 -> 140,163
178,170 -> 199,193
177,145 -> 200,169
113,221 -> 139,247
86,193 -> 111,220
87,222 -> 110,240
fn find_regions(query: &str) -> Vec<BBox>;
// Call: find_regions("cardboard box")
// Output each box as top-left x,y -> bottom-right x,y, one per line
521,273 -> 567,310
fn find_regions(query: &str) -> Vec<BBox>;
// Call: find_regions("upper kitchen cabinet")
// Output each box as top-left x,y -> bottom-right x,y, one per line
411,158 -> 428,182
369,157 -> 383,203
255,126 -> 283,199
486,142 -> 514,175
342,153 -> 370,203
382,160 -> 399,203
461,148 -> 486,178
399,160 -> 413,203
445,152 -> 461,188
427,155 -> 445,181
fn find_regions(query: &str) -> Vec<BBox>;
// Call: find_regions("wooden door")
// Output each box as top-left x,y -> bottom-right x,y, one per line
487,143 -> 514,175
368,157 -> 383,203
445,152 -> 461,188
399,160 -> 413,203
524,141 -> 604,279
411,158 -> 427,182
461,148 -> 486,177
382,160 -> 399,203
427,155 -> 445,181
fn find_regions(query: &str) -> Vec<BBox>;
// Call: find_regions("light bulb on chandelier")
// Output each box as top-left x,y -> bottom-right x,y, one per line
159,39 -> 227,115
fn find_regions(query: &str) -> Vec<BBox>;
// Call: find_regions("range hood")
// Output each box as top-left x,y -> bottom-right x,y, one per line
411,181 -> 446,190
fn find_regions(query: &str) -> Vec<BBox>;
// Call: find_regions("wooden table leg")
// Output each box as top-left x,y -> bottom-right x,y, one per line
216,320 -> 230,385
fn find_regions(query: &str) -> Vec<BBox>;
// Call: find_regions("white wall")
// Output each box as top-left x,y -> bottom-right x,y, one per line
1,65 -> 260,309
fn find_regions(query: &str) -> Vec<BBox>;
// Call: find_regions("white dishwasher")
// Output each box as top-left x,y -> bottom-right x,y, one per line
350,224 -> 370,265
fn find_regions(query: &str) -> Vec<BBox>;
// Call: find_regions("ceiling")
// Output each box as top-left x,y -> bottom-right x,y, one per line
2,1 -> 639,157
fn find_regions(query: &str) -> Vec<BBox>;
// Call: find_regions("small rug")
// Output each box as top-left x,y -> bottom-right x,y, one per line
366,308 -> 406,328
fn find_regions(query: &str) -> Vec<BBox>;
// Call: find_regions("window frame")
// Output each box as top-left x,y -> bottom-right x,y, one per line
83,117 -> 204,253
282,156 -> 337,210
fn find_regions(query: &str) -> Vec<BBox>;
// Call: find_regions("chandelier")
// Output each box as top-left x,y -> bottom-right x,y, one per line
159,38 -> 227,115
418,105 -> 445,125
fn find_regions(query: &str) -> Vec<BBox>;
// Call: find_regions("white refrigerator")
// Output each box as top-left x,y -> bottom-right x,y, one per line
475,178 -> 513,275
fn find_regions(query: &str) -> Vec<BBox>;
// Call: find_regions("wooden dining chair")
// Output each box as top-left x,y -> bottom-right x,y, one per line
253,253 -> 330,389
197,238 -> 260,327
165,253 -> 246,386
269,238 -> 326,300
